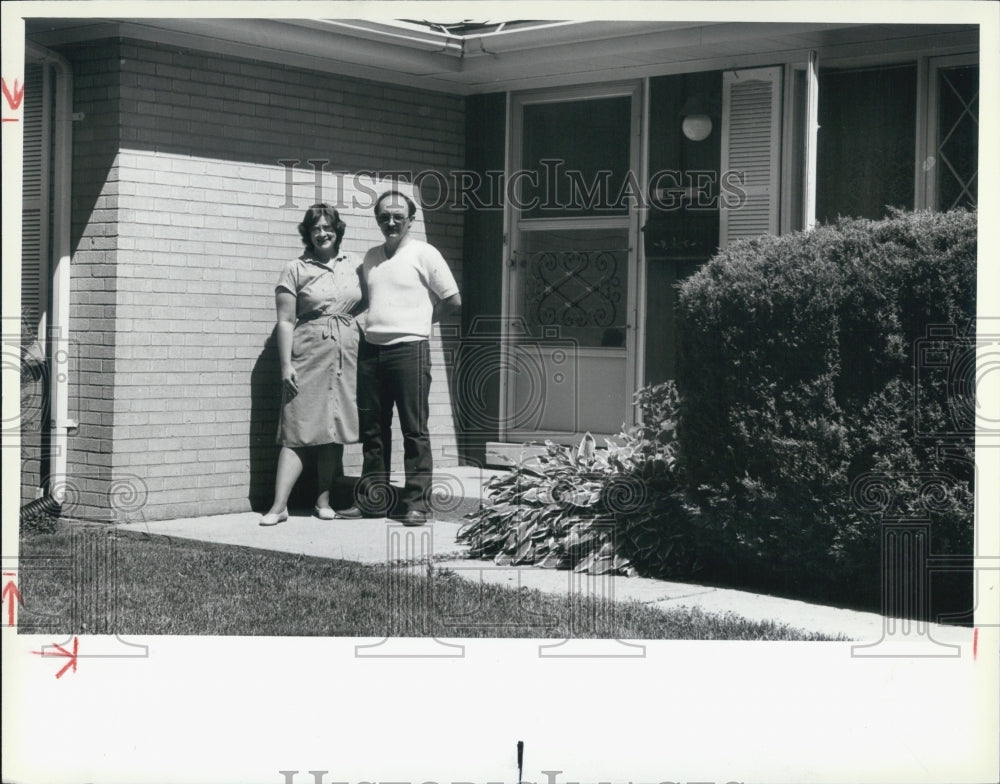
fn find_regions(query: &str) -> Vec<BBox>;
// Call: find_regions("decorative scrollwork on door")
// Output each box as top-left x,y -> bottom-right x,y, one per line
524,249 -> 626,329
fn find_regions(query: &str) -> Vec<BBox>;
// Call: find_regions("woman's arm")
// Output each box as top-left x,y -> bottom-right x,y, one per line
276,290 -> 298,395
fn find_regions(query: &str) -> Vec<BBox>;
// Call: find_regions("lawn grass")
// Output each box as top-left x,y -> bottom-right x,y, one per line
17,526 -> 845,640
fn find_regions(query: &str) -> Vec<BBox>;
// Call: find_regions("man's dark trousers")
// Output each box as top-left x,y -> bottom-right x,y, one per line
356,337 -> 432,515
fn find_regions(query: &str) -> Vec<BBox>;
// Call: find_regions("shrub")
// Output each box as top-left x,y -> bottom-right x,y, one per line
458,382 -> 700,578
675,208 -> 976,606
463,209 -> 975,617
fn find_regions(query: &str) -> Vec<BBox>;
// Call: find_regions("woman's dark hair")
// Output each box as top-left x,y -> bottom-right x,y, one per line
373,190 -> 417,219
298,203 -> 347,254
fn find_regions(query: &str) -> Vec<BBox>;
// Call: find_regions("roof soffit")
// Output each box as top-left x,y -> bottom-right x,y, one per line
24,18 -> 979,95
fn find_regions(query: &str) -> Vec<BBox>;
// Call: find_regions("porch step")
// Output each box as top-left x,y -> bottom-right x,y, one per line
485,441 -> 549,467
485,435 -> 622,468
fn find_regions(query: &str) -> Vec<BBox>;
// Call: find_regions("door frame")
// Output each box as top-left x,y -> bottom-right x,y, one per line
500,80 -> 644,441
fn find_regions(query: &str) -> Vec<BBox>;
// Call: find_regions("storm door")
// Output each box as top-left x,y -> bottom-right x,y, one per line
504,83 -> 642,440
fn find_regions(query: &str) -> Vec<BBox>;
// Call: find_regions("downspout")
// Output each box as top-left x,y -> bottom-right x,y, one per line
802,50 -> 819,231
25,42 -> 75,512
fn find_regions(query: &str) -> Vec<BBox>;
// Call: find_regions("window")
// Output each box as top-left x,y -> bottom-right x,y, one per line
925,57 -> 978,211
816,64 -> 917,223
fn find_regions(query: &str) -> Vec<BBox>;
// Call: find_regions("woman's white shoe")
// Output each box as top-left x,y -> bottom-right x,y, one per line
259,510 -> 289,526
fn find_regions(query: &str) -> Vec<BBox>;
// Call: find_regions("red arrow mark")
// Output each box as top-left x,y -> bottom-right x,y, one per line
2,578 -> 22,626
973,627 -> 978,661
33,637 -> 79,678
2,77 -> 25,111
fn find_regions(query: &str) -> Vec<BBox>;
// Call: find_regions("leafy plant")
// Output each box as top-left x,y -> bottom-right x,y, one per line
458,439 -> 628,574
459,382 -> 700,578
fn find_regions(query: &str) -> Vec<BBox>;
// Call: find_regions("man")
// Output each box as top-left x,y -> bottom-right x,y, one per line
337,190 -> 461,525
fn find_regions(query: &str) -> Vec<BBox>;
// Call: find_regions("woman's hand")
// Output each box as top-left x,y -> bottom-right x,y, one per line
281,366 -> 298,397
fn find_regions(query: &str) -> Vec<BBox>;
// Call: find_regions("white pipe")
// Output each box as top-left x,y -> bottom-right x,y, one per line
26,42 -> 73,505
802,49 -> 819,231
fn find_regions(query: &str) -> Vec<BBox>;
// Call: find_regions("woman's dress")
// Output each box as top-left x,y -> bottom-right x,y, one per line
275,252 -> 364,447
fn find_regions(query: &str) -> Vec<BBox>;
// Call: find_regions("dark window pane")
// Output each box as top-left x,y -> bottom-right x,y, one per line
937,65 -> 978,210
816,65 -> 916,223
521,97 -> 631,218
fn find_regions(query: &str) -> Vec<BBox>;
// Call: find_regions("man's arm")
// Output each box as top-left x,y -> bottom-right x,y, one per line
432,292 -> 462,323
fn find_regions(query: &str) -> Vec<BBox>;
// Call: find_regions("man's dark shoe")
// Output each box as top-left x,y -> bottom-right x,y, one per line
402,509 -> 428,527
334,505 -> 364,519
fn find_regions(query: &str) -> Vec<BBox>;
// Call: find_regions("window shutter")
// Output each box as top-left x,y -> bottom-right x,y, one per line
720,66 -> 782,247
21,63 -> 49,336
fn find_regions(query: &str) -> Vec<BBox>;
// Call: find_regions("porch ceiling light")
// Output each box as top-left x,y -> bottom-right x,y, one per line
680,95 -> 713,142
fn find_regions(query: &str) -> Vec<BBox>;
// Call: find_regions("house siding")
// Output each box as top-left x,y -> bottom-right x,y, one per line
59,38 -> 465,521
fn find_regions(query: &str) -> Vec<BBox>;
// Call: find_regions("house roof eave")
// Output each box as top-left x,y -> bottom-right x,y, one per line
23,17 -> 980,97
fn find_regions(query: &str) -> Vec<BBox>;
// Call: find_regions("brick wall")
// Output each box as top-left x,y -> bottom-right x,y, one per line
59,41 -> 124,522
79,39 -> 466,520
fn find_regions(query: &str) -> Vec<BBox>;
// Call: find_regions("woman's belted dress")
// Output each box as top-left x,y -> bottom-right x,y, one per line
275,252 -> 364,447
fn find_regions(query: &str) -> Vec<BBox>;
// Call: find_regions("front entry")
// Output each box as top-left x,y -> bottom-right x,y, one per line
504,83 -> 642,441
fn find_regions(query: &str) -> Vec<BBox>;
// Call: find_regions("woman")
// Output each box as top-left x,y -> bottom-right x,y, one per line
259,204 -> 364,525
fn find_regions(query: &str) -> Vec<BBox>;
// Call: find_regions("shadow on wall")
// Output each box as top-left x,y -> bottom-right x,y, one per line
248,328 -> 358,513
58,41 -> 125,521
248,328 -> 283,512
424,213 -> 465,463
248,329 -> 342,511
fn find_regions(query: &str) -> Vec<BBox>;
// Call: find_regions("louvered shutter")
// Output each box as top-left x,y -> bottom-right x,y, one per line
720,66 -> 782,247
21,63 -> 49,337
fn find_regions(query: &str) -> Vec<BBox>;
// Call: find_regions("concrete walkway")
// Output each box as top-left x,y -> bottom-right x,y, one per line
118,467 -> 973,646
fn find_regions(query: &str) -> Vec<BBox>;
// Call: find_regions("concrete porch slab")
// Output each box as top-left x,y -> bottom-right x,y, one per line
117,467 -> 501,562
120,511 -> 471,564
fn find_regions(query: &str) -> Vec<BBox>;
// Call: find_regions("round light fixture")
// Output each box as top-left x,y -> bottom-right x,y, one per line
682,114 -> 713,142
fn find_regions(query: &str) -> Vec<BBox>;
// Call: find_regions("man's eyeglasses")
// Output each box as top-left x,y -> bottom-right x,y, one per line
376,213 -> 410,225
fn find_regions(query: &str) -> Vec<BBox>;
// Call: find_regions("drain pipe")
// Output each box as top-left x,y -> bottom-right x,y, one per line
26,42 -> 75,509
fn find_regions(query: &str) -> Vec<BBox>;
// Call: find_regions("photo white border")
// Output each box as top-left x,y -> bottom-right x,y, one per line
2,2 -> 998,782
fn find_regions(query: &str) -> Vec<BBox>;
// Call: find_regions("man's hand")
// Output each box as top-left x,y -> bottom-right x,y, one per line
433,292 -> 462,323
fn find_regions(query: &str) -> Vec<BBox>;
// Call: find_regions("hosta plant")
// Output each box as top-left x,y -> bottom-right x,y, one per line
459,382 -> 700,577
